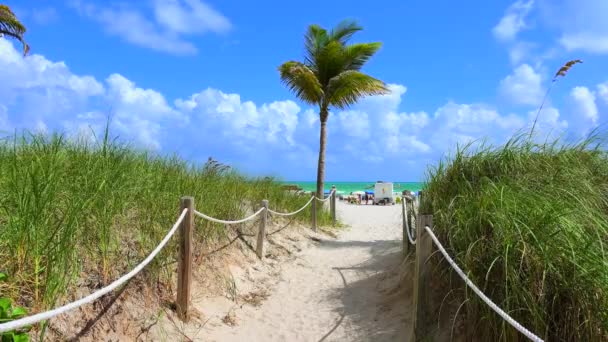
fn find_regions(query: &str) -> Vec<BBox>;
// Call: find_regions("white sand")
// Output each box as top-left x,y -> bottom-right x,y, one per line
195,201 -> 410,341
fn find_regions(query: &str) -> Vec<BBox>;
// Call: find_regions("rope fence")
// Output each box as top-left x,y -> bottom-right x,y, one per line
0,208 -> 189,334
268,195 -> 315,217
402,191 -> 544,342
0,187 -> 339,336
194,207 -> 265,224
424,225 -> 544,342
404,199 -> 416,245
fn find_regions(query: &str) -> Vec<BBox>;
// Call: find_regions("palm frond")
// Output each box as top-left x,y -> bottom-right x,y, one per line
278,61 -> 324,105
328,19 -> 362,44
0,4 -> 29,55
314,40 -> 348,86
343,42 -> 382,71
304,24 -> 328,67
327,70 -> 389,109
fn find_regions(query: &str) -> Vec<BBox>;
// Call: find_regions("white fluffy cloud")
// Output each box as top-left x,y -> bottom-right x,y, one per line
499,64 -> 544,106
430,102 -> 525,152
538,0 -> 608,54
338,111 -> 370,138
175,88 -> 300,146
527,106 -> 568,139
493,0 -> 535,41
569,86 -> 598,124
153,0 -> 231,34
508,41 -> 535,65
560,33 -> 608,54
0,37 -> 580,180
70,0 -> 231,55
598,82 -> 608,105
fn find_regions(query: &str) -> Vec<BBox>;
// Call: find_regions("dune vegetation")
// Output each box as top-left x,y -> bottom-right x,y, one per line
0,127 -> 331,320
421,131 -> 608,341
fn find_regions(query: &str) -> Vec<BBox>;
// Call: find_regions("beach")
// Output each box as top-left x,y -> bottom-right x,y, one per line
285,181 -> 424,194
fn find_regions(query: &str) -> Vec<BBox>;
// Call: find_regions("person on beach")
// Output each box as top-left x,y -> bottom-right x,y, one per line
363,193 -> 368,205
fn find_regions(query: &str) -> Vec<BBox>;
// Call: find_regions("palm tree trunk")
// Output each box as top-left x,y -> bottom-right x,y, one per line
316,111 -> 328,201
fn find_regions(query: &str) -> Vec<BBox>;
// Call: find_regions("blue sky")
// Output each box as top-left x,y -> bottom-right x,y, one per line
1,0 -> 607,182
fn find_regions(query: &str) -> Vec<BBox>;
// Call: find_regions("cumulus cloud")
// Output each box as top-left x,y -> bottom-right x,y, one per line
0,37 -> 575,180
598,82 -> 608,105
493,0 -> 535,41
508,41 -> 536,65
527,106 -> 568,138
569,86 -> 598,124
429,102 -> 525,152
153,0 -> 231,34
69,0 -> 231,55
175,88 -> 300,146
560,33 -> 608,54
538,0 -> 608,54
499,64 -> 544,106
338,111 -> 370,138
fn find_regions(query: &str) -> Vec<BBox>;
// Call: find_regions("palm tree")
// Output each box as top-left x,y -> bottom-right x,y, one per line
0,4 -> 29,55
279,20 -> 388,198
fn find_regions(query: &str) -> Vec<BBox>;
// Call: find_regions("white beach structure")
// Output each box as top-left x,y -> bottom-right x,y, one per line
373,181 -> 395,205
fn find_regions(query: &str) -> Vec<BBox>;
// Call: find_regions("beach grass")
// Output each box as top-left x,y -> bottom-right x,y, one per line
421,131 -> 608,341
0,128 -> 331,316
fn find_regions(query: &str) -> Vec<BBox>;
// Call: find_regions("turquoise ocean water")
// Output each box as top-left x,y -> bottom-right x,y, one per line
285,181 -> 424,194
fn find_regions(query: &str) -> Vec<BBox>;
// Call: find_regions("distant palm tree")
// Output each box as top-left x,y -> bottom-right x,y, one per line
0,4 -> 29,55
279,20 -> 388,198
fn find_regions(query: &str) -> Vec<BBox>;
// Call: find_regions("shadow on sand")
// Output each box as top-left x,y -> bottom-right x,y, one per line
315,238 -> 413,342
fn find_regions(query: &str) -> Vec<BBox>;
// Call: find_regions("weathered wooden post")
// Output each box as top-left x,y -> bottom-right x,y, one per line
331,185 -> 337,227
410,214 -> 433,341
401,191 -> 409,257
177,196 -> 194,321
256,200 -> 269,259
311,192 -> 317,232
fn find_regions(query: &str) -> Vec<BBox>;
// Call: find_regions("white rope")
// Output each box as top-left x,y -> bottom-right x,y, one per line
268,196 -> 315,217
315,190 -> 335,202
0,208 -> 189,334
194,207 -> 265,224
424,225 -> 544,342
404,200 -> 416,245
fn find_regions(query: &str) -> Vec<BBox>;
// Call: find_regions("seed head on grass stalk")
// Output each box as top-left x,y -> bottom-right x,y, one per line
530,59 -> 583,139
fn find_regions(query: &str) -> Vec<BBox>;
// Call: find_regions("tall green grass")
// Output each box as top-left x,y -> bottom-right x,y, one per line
0,129 -> 331,315
422,132 -> 608,341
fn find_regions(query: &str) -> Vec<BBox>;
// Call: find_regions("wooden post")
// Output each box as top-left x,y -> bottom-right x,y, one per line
311,192 -> 317,232
331,185 -> 336,227
177,196 -> 194,322
410,214 -> 433,341
256,200 -> 268,259
401,197 -> 409,257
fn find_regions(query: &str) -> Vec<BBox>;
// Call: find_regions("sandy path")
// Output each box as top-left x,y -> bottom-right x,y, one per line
201,201 -> 410,341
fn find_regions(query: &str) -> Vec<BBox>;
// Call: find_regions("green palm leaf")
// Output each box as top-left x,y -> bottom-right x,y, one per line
304,25 -> 328,67
327,70 -> 389,109
278,61 -> 323,105
0,4 -> 29,55
328,19 -> 362,44
343,42 -> 383,71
